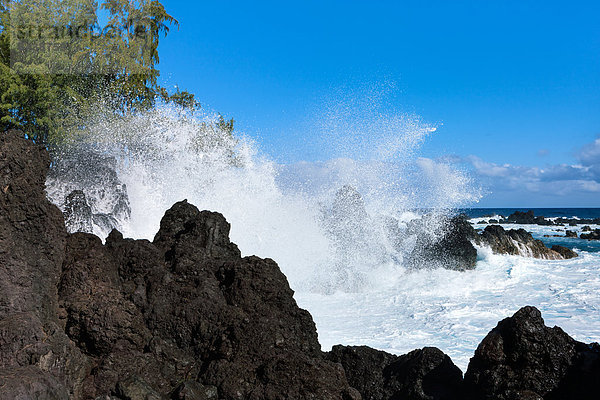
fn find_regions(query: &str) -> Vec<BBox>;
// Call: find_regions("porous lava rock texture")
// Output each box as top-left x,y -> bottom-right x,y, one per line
1,130 -> 359,399
463,306 -> 600,400
326,345 -> 463,400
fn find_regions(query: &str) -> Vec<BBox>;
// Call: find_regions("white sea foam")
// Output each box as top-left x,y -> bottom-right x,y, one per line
297,247 -> 600,371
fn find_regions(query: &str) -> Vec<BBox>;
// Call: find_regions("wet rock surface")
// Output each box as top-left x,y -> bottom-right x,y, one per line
406,215 -> 478,271
477,225 -> 570,260
406,216 -> 576,271
1,131 -> 598,399
581,229 -> 600,240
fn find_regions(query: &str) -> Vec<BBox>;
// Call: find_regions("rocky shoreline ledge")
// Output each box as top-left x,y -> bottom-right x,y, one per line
1,131 -> 599,399
476,210 -> 600,240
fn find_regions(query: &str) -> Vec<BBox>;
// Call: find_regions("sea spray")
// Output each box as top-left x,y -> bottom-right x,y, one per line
45,100 -> 478,293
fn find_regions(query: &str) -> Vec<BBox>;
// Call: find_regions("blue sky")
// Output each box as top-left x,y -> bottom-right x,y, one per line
155,1 -> 600,207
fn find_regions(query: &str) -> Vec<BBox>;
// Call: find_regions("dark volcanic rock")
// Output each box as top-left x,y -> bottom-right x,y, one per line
406,215 -> 478,271
327,345 -> 462,400
0,130 -> 90,398
580,229 -> 600,240
478,225 -> 565,260
147,201 -> 358,399
565,230 -> 578,238
1,131 -> 358,400
464,306 -> 600,400
506,210 -> 554,225
551,245 -> 578,259
59,201 -> 360,399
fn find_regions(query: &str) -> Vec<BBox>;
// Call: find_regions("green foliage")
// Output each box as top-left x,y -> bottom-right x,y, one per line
0,0 -> 208,144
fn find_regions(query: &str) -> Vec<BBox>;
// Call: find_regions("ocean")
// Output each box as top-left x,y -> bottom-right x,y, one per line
463,208 -> 600,220
44,106 -> 600,372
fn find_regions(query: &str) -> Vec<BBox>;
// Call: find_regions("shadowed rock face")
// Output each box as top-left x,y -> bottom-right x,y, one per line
406,216 -> 479,271
0,131 -> 90,398
327,346 -> 463,400
463,306 -> 600,400
1,130 -> 359,399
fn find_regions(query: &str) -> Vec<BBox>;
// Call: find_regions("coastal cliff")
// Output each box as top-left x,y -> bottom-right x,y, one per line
1,131 -> 598,399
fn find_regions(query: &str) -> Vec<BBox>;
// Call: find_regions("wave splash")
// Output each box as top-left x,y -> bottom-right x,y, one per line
45,101 -> 479,293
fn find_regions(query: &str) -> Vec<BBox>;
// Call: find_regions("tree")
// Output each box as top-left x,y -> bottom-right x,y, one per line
0,0 -> 205,144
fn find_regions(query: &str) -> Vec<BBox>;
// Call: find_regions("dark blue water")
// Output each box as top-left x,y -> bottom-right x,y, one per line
462,208 -> 600,220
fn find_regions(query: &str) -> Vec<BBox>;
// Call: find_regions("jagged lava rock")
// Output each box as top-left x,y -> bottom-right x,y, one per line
0,130 -> 89,398
464,306 -> 600,400
506,210 -> 554,225
478,225 -> 566,260
327,345 -> 462,400
581,229 -> 600,240
406,215 -> 478,271
146,200 -> 359,399
2,131 -> 359,399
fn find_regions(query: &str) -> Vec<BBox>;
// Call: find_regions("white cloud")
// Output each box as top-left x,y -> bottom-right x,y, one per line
456,137 -> 600,206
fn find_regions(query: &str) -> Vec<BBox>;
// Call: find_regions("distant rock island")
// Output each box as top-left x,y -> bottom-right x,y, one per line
1,130 -> 599,399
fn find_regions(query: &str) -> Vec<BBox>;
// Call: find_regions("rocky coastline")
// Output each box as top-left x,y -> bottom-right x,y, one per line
476,210 -> 600,240
1,131 -> 599,399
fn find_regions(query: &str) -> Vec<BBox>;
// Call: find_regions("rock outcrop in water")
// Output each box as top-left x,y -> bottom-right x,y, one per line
406,216 -> 478,271
405,216 -> 577,271
477,225 -> 575,260
2,131 -> 598,399
581,229 -> 600,240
